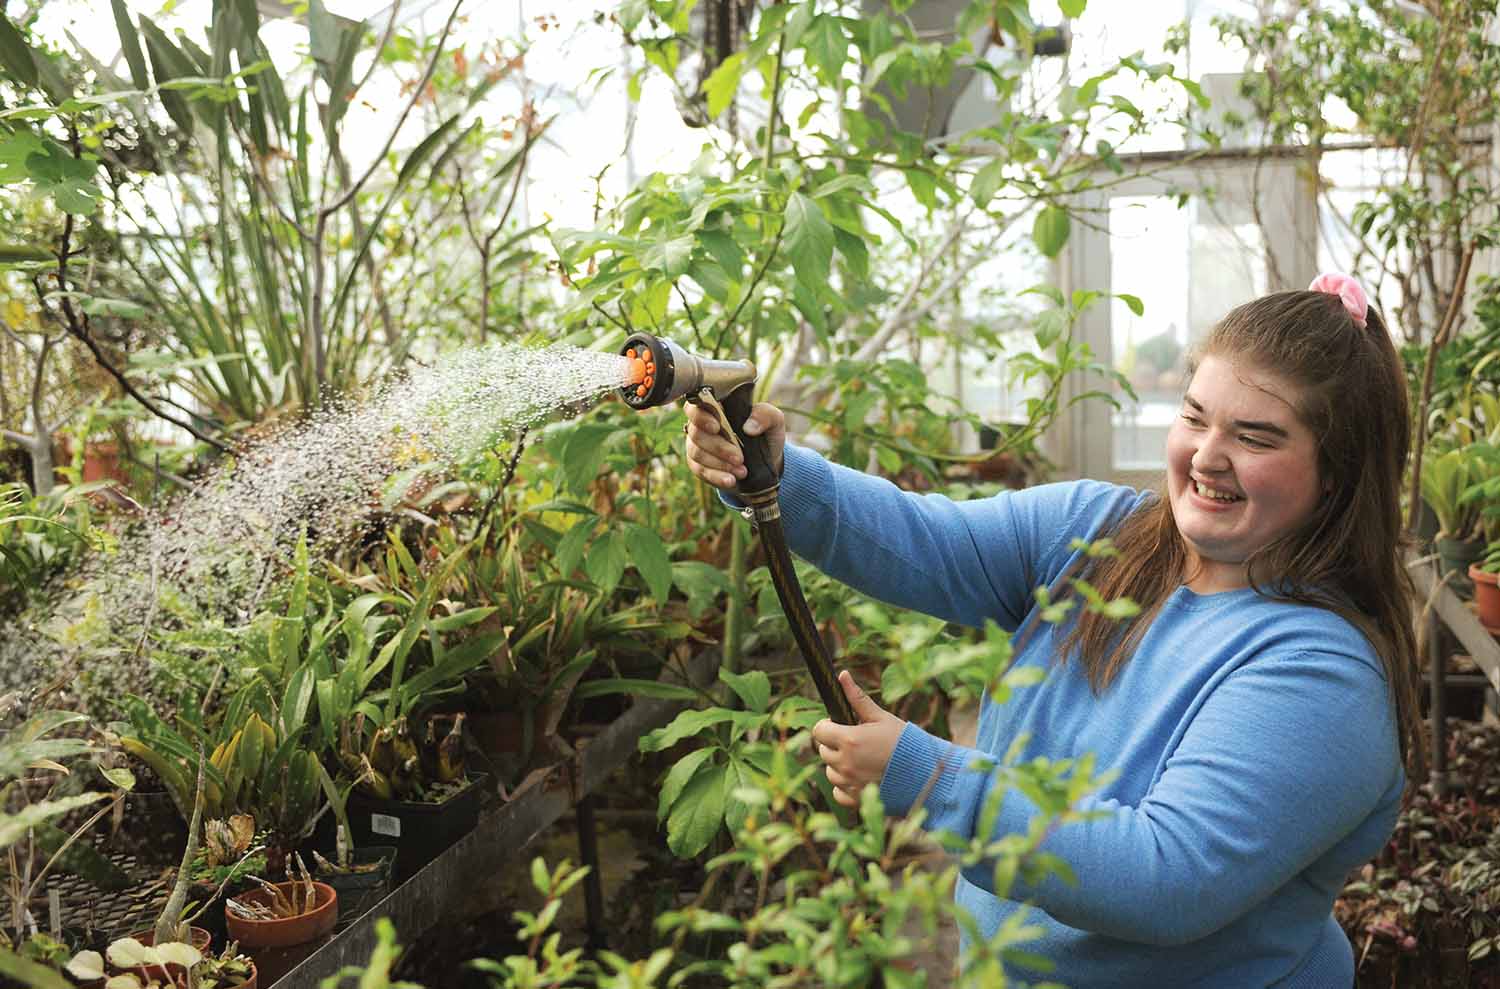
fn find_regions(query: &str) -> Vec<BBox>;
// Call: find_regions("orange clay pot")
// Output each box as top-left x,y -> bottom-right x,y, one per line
224,882 -> 338,949
1470,564 -> 1500,633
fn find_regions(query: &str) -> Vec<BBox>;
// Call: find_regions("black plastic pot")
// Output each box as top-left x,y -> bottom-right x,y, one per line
1436,535 -> 1484,590
345,774 -> 488,885
319,845 -> 397,932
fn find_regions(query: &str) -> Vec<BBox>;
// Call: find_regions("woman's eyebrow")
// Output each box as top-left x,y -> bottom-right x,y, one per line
1182,395 -> 1291,438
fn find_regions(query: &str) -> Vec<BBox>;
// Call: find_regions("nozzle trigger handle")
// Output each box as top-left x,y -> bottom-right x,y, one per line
719,385 -> 779,495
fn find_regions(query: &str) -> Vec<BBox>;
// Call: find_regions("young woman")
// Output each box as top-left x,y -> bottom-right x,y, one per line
682,275 -> 1420,987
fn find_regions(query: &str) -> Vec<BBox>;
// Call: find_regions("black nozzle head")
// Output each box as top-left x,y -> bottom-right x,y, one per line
620,332 -> 675,409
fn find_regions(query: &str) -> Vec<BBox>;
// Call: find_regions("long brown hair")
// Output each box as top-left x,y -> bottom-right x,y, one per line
1058,290 -> 1422,775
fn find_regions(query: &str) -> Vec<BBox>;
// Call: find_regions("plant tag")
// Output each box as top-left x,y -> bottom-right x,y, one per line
371,813 -> 401,838
48,886 -> 60,936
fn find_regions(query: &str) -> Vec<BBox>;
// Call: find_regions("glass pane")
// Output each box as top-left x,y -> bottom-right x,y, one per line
1108,192 -> 1267,471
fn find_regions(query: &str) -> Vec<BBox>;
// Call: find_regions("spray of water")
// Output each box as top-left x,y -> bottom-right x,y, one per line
2,344 -> 633,711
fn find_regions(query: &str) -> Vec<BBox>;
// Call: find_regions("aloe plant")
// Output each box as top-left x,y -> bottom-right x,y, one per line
1421,447 -> 1481,540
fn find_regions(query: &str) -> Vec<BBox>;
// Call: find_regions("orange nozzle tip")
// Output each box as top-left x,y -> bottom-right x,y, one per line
635,384 -> 648,397
627,357 -> 647,384
645,361 -> 655,373
644,375 -> 654,388
626,347 -> 637,358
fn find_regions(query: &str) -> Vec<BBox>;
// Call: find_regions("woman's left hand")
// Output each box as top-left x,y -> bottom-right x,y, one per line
811,670 -> 906,808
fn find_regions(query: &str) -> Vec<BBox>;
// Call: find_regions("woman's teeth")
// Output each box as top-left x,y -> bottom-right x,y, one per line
1194,480 -> 1241,502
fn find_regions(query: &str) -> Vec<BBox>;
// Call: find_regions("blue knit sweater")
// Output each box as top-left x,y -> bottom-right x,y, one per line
772,445 -> 1403,988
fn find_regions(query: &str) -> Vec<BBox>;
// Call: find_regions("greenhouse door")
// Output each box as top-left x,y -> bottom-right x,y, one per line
1055,155 -> 1318,487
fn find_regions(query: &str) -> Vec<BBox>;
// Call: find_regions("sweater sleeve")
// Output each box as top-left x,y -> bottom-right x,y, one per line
879,649 -> 1401,946
770,444 -> 1139,631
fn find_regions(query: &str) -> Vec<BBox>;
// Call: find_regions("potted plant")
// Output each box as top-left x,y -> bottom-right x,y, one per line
1469,543 -> 1500,632
338,712 -> 487,885
308,766 -> 396,932
130,745 -> 213,972
185,814 -> 266,945
1421,447 -> 1484,580
71,750 -> 213,989
318,542 -> 502,884
65,936 -> 204,989
64,937 -> 256,989
224,858 -> 337,987
195,943 -> 257,989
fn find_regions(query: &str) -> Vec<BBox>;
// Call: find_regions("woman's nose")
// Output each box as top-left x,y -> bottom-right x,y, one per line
1191,431 -> 1232,472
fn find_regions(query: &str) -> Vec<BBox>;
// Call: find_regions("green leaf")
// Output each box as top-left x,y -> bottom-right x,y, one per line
702,50 -> 746,119
783,192 -> 834,292
671,560 -> 732,620
618,0 -> 648,34
281,662 -> 316,739
906,168 -> 939,211
687,258 -> 730,301
555,516 -> 598,578
804,15 -> 848,83
1117,293 -> 1144,316
138,17 -> 197,132
624,524 -> 673,602
640,708 -> 736,752
530,856 -> 549,895
1032,205 -> 1071,257
657,747 -> 716,820
0,793 -> 106,851
30,822 -> 131,890
0,131 -> 44,183
0,946 -> 73,989
718,668 -> 770,713
971,159 -> 1006,209
584,529 -> 628,595
0,15 -> 38,90
1034,309 -> 1068,350
575,678 -> 700,703
696,229 -> 744,280
22,141 -> 100,215
1059,0 -> 1087,15
559,423 -> 617,495
641,232 -> 695,279
666,762 -> 727,857
110,0 -> 150,91
831,227 -> 869,281
79,296 -> 146,319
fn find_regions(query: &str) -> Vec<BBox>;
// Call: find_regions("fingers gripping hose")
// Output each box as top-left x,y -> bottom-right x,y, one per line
620,333 -> 858,726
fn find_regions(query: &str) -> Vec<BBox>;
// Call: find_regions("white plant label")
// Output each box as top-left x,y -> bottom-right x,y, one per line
371,813 -> 401,838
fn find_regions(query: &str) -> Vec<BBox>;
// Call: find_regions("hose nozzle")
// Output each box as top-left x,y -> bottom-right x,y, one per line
619,333 -> 756,408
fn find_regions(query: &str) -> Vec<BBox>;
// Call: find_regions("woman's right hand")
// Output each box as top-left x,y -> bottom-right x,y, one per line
683,401 -> 787,491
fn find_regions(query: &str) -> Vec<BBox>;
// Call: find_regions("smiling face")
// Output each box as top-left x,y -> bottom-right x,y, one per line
1165,355 -> 1325,593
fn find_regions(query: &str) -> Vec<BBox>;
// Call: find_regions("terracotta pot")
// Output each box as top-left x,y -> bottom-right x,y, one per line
125,926 -> 212,985
51,439 -> 131,486
1470,564 -> 1500,632
224,881 -> 338,949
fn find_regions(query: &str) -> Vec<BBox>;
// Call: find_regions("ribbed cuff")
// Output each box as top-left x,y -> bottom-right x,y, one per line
880,721 -> 957,817
717,442 -> 830,514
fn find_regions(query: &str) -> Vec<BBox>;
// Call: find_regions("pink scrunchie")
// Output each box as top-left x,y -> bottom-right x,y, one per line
1308,272 -> 1368,329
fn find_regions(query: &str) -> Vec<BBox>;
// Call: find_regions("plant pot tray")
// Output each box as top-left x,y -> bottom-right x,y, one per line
269,647 -> 721,989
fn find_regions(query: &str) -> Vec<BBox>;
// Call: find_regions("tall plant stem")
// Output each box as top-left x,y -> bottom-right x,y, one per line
762,16 -> 785,173
1406,241 -> 1476,535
